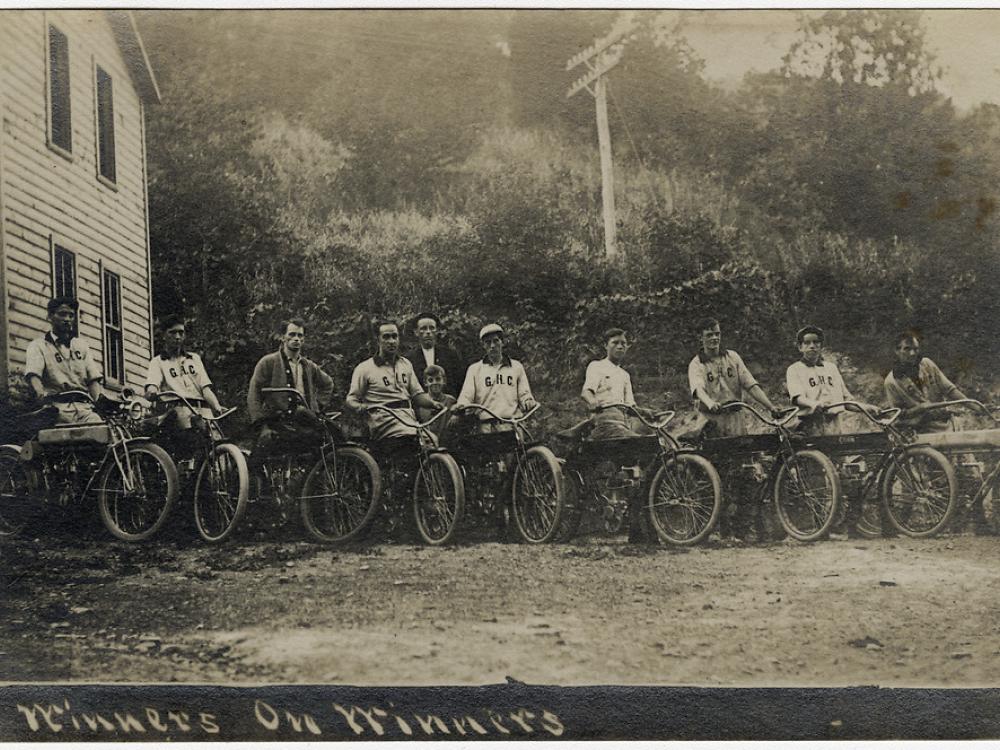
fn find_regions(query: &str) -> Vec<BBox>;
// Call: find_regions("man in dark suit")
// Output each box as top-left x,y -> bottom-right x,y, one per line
404,313 -> 463,398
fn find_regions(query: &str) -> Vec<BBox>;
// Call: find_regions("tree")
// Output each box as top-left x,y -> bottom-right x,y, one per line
782,10 -> 941,95
727,10 -> 999,247
601,13 -> 726,173
507,10 -> 610,134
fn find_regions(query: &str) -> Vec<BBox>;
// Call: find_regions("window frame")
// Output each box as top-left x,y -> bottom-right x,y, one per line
99,263 -> 125,388
93,60 -> 118,189
49,237 -> 77,300
44,19 -> 73,160
49,236 -> 78,337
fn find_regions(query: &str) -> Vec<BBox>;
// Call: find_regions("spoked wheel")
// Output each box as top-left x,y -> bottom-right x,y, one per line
98,441 -> 179,542
0,446 -> 35,538
511,445 -> 564,544
193,442 -> 249,543
880,445 -> 957,538
553,469 -> 585,542
646,452 -> 722,546
412,452 -> 465,545
301,446 -> 382,544
774,449 -> 841,541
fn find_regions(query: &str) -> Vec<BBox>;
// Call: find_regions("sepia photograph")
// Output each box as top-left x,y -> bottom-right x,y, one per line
2,3 -> 1000,740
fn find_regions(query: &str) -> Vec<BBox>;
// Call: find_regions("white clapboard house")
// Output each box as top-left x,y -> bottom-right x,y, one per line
0,10 -> 160,394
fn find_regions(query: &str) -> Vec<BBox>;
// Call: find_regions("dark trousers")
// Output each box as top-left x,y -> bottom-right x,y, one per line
154,408 -> 204,459
250,406 -> 325,473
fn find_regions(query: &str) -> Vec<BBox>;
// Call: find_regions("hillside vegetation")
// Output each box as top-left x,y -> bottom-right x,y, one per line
136,10 -> 1000,426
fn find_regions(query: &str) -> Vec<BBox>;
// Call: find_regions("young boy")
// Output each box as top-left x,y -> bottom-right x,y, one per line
785,325 -> 869,436
145,314 -> 226,457
786,325 -> 878,539
417,364 -> 457,437
581,328 -> 645,439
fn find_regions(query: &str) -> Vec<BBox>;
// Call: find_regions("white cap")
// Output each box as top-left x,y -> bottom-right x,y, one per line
479,323 -> 504,340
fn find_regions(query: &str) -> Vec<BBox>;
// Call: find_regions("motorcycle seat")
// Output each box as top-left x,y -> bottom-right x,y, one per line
36,424 -> 112,446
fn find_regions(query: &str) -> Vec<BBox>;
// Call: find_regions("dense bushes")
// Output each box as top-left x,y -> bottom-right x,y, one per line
157,163 -> 996,420
567,260 -> 787,379
138,8 -> 1000,419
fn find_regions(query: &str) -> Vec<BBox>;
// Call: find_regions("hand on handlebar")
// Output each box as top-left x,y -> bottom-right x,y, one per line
770,406 -> 789,420
911,402 -> 953,417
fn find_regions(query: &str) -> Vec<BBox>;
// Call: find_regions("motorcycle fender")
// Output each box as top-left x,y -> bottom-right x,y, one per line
335,440 -> 367,450
3,443 -> 26,461
119,436 -> 159,449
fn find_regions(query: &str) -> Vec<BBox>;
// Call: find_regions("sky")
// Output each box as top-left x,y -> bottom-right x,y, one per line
676,9 -> 1000,112
12,4 -> 996,112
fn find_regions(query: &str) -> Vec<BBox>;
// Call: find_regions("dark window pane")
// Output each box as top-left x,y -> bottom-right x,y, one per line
96,66 -> 116,183
102,270 -> 124,382
53,246 -> 77,336
48,25 -> 72,153
53,245 -> 76,299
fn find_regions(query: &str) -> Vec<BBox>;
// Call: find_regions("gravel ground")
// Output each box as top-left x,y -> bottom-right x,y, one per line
3,529 -> 999,687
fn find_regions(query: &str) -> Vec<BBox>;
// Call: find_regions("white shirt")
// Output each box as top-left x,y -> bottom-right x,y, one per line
348,355 -> 424,439
457,357 -> 533,421
786,359 -> 852,415
583,357 -> 635,408
688,350 -> 757,406
25,333 -> 103,397
286,355 -> 304,395
144,352 -> 213,402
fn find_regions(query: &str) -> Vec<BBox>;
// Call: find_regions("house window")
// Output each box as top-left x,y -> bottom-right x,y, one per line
95,65 -> 116,184
47,24 -> 72,154
52,245 -> 76,299
102,269 -> 124,383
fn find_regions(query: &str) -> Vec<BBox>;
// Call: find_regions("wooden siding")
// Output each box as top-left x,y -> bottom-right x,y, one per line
0,95 -> 8,391
0,9 -> 153,391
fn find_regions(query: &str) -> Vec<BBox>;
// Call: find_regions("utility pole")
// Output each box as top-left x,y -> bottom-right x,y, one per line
566,13 -> 637,260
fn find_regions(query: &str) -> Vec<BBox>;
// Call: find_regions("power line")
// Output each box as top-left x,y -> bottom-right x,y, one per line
606,78 -> 660,206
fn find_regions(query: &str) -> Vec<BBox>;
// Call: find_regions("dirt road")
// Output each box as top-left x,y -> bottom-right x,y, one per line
2,532 -> 999,687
